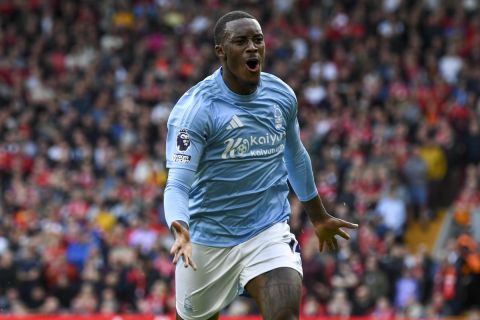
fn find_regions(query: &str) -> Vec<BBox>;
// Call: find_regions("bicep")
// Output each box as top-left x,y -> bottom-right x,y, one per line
284,115 -> 305,160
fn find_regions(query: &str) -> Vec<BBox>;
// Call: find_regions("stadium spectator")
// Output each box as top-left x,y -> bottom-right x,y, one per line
0,0 -> 479,316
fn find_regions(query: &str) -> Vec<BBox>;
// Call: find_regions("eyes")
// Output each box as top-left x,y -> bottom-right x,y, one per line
232,36 -> 264,46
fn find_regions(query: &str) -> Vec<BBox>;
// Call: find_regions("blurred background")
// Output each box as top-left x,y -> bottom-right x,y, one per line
1,0 -> 480,318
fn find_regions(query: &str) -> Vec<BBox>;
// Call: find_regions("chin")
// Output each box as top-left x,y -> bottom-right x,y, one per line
242,72 -> 261,86
246,75 -> 260,85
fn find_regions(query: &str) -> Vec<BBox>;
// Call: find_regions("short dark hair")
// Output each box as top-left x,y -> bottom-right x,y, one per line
214,11 -> 256,45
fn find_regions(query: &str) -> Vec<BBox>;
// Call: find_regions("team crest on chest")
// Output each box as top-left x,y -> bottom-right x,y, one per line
273,105 -> 283,129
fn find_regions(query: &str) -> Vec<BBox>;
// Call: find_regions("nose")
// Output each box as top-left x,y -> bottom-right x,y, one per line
246,39 -> 258,52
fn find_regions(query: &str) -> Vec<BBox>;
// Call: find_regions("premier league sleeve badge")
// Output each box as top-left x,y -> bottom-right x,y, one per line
176,129 -> 191,152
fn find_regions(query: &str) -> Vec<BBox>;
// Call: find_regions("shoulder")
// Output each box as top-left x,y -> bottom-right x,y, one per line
261,72 -> 297,104
175,74 -> 219,112
168,74 -> 219,127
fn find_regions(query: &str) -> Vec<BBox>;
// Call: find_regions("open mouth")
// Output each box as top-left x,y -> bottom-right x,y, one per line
245,58 -> 260,72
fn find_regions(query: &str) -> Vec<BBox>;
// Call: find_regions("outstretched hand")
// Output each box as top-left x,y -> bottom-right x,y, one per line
313,217 -> 358,252
170,221 -> 197,270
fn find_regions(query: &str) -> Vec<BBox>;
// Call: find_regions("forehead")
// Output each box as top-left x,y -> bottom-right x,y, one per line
224,18 -> 262,38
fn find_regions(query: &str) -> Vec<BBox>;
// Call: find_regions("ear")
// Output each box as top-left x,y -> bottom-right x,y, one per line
215,44 -> 225,59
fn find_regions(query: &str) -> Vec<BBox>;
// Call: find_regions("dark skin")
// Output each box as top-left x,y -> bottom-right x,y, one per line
215,18 -> 265,95
170,18 -> 358,320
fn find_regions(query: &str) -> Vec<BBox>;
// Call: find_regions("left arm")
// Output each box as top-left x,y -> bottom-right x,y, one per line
284,105 -> 358,251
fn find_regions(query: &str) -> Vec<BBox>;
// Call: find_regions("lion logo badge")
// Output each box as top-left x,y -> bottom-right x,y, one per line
176,129 -> 191,152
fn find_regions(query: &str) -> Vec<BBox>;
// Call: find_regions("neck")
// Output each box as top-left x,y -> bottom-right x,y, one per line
221,67 -> 258,95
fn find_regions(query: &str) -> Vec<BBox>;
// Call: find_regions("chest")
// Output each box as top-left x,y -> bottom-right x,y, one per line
210,101 -> 288,160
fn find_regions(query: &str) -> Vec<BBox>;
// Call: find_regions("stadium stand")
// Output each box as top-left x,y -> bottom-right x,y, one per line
0,0 -> 480,317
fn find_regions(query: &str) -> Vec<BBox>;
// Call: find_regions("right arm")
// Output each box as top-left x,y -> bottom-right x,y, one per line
164,93 -> 211,269
164,167 -> 197,269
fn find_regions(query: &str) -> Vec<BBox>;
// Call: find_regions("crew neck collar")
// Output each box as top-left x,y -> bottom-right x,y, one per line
215,68 -> 261,102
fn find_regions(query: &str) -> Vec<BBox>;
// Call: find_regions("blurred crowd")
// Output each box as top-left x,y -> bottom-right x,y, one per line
1,0 -> 480,318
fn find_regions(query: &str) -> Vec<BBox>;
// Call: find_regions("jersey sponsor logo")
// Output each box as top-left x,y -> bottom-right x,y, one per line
226,115 -> 244,130
176,129 -> 191,152
221,132 -> 286,159
172,153 -> 191,163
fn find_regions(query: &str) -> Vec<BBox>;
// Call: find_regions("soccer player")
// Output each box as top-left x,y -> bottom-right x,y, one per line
164,10 -> 358,320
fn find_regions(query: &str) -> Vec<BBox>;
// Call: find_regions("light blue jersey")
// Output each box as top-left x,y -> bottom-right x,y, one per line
164,68 -> 317,247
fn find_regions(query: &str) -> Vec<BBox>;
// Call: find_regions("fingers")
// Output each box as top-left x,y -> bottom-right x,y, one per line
339,220 -> 359,230
336,228 -> 352,240
319,238 -> 339,252
171,249 -> 197,270
175,251 -> 197,270
170,242 -> 197,271
171,243 -> 182,264
326,239 -> 338,251
335,219 -> 358,240
331,238 -> 338,250
173,250 -> 181,264
170,242 -> 180,256
184,254 -> 198,271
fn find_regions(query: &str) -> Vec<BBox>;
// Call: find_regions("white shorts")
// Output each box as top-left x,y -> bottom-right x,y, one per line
175,221 -> 303,320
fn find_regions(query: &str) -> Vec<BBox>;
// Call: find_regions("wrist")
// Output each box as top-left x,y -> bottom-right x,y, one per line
309,210 -> 331,226
170,220 -> 189,239
301,196 -> 331,225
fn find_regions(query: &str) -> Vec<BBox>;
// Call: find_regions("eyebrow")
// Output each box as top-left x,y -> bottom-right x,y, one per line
230,33 -> 263,39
